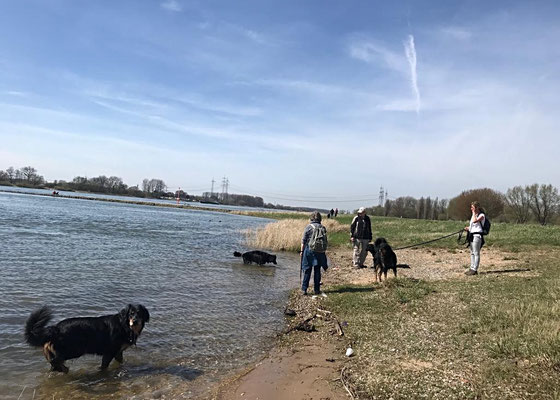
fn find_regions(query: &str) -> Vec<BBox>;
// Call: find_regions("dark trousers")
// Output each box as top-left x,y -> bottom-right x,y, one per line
301,246 -> 327,294
302,265 -> 321,294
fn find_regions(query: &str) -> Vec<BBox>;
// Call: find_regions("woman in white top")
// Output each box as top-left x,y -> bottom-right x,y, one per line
464,201 -> 486,275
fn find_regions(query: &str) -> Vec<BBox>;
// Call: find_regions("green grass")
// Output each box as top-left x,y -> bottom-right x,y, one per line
324,250 -> 560,399
240,214 -> 560,261
250,213 -> 560,251
255,213 -> 560,396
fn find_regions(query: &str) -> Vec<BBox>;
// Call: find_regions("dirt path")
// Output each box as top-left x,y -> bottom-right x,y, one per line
208,246 -> 533,400
326,246 -> 534,285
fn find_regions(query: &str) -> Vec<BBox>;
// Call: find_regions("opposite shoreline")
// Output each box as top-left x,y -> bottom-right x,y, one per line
0,188 -> 266,215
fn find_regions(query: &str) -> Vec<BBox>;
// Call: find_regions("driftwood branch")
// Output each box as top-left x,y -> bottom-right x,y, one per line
340,367 -> 355,400
334,318 -> 344,336
284,314 -> 317,334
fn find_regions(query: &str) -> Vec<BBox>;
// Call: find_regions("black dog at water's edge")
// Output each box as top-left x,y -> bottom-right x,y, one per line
24,304 -> 149,373
233,250 -> 277,265
367,238 -> 410,282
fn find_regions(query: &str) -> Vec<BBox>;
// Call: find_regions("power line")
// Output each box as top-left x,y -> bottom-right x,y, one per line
227,183 -> 381,202
169,181 -> 399,205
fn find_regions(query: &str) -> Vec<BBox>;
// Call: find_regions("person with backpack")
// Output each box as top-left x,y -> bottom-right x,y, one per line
464,201 -> 487,276
300,211 -> 328,295
350,207 -> 372,269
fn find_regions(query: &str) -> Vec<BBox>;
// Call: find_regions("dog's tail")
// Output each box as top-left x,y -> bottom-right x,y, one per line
24,306 -> 56,347
396,264 -> 410,269
233,251 -> 242,258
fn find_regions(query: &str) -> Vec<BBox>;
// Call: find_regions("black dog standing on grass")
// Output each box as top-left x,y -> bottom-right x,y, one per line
24,304 -> 149,373
233,250 -> 277,265
367,238 -> 410,282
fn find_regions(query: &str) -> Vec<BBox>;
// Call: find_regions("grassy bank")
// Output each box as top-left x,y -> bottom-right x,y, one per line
323,250 -> 560,399
245,214 -> 560,399
245,213 -> 560,253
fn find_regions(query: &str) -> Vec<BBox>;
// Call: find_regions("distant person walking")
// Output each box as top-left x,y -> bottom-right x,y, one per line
350,207 -> 372,269
300,211 -> 328,295
334,208 -> 338,217
464,201 -> 486,276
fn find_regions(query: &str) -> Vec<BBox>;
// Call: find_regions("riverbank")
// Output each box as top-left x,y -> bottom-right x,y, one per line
207,230 -> 560,399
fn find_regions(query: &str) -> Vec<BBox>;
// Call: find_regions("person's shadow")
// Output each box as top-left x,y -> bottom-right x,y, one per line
325,286 -> 375,294
480,268 -> 531,275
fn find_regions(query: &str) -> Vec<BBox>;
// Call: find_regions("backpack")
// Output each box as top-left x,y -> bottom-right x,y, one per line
481,215 -> 491,235
308,224 -> 328,252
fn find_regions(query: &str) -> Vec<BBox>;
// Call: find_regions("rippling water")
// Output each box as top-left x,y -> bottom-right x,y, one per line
0,191 -> 300,399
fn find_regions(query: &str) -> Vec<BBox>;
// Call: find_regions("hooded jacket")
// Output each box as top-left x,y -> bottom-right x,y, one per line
350,214 -> 372,241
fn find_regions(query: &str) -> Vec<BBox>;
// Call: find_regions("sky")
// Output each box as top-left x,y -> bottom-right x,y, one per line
1,0 -> 559,210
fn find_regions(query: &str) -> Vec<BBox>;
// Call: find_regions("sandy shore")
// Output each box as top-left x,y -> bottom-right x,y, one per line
205,245 -> 529,400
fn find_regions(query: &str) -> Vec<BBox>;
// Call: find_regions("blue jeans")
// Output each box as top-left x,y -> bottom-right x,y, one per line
470,235 -> 482,271
301,246 -> 327,294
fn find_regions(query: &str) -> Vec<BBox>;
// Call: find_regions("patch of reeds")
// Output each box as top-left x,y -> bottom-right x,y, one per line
245,218 -> 346,252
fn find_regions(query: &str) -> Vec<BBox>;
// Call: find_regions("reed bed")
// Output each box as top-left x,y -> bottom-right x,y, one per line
245,218 -> 346,252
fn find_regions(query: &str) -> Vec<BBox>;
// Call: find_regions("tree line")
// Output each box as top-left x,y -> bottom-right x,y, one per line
0,166 -> 265,206
361,184 -> 559,225
0,165 -> 170,198
366,197 -> 449,220
0,166 -> 45,186
2,166 -> 558,223
447,185 -> 559,226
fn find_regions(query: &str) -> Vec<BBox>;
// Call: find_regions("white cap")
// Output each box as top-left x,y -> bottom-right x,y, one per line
358,207 -> 366,213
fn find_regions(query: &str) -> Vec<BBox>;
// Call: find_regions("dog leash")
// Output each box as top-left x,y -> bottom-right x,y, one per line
392,229 -> 464,251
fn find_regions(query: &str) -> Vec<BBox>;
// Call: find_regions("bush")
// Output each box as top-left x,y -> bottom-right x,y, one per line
448,188 -> 505,221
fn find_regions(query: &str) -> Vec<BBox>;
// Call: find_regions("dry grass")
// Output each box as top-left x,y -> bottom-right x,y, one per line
245,218 -> 346,251
323,249 -> 560,399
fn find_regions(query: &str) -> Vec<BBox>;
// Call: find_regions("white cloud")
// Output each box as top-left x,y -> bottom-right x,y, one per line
440,26 -> 473,41
375,98 -> 418,112
404,34 -> 421,114
243,29 -> 267,45
348,36 -> 421,113
3,90 -> 28,97
161,0 -> 182,12
248,78 -> 358,97
348,39 -> 406,73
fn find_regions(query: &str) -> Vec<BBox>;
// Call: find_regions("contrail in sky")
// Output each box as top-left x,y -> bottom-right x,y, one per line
404,34 -> 420,114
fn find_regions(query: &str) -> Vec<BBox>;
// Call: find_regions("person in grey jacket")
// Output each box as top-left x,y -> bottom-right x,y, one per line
300,211 -> 328,295
350,207 -> 372,268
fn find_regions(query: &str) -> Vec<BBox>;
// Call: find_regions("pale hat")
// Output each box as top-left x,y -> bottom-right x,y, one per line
358,207 -> 366,213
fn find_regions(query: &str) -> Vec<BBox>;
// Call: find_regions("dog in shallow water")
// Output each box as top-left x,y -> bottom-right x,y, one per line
24,304 -> 149,373
367,238 -> 410,282
233,250 -> 277,265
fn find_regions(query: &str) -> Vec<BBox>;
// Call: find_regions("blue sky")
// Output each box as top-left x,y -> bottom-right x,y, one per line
1,1 -> 559,210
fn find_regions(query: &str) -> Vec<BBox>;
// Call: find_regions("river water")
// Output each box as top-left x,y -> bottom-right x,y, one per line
0,191 -> 301,399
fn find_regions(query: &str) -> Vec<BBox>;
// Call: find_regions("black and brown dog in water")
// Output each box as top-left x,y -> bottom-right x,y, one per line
367,238 -> 410,282
25,304 -> 149,373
